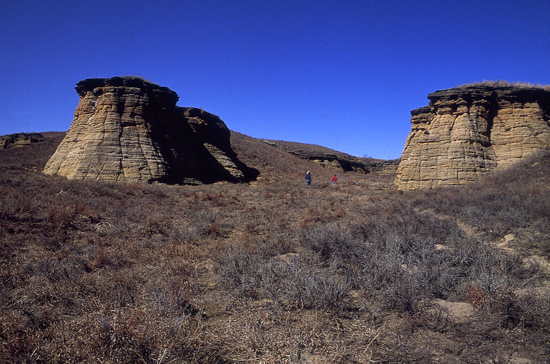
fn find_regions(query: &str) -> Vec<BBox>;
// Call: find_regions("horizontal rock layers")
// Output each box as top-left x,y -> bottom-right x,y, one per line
1,133 -> 45,149
43,77 -> 254,184
396,84 -> 550,190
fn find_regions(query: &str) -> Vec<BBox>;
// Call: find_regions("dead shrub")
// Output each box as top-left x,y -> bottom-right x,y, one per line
462,282 -> 486,309
89,247 -> 108,270
47,205 -> 74,230
207,221 -> 220,236
2,134 -> 550,362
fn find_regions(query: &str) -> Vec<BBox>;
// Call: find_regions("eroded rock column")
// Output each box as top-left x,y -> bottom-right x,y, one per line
396,85 -> 550,190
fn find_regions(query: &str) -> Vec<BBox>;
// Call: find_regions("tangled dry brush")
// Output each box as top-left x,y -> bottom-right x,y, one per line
1,132 -> 549,363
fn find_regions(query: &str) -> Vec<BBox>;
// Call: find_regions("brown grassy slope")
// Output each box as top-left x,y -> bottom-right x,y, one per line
0,132 -> 549,363
259,138 -> 383,162
0,132 -> 64,172
231,131 -> 397,186
249,135 -> 398,172
230,131 -> 338,183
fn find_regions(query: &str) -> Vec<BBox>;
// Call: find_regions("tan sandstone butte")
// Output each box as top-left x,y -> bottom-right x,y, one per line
44,77 -> 256,184
396,83 -> 550,190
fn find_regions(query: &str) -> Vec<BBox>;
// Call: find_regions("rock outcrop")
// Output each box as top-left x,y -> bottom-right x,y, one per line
396,84 -> 550,190
1,133 -> 45,149
260,139 -> 398,174
44,77 -> 256,184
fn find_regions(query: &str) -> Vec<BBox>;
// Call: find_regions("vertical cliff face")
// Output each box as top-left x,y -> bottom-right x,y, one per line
396,84 -> 550,190
43,77 -> 255,184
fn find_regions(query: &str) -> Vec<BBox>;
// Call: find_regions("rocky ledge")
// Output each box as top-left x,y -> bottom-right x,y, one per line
261,139 -> 399,174
1,133 -> 45,149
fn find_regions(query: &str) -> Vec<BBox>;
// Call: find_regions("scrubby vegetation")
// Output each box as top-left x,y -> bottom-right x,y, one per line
1,132 -> 549,363
459,80 -> 550,91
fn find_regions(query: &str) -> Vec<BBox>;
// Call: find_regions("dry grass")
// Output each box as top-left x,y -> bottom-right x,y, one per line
1,132 -> 549,363
458,80 -> 550,91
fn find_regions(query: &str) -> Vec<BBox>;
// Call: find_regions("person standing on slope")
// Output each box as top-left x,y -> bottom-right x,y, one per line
331,175 -> 338,184
305,171 -> 312,186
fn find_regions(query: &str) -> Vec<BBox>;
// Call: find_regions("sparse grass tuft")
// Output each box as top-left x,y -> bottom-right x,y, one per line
458,80 -> 550,91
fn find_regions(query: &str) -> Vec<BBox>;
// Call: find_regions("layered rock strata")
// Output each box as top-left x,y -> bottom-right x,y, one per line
396,84 -> 550,190
1,133 -> 45,149
44,77 -> 254,184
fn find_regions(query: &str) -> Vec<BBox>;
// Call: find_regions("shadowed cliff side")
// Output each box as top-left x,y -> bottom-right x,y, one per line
43,77 -> 257,184
396,83 -> 550,190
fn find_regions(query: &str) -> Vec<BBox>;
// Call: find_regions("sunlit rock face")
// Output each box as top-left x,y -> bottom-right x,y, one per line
396,84 -> 550,190
44,77 -> 250,184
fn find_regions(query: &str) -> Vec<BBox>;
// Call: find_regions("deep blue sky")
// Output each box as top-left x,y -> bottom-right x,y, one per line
1,0 -> 549,159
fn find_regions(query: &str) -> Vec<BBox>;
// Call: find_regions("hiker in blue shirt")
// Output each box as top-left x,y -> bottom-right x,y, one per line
305,171 -> 312,186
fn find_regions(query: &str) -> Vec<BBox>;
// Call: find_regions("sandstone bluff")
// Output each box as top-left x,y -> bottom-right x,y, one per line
396,84 -> 550,190
44,77 -> 256,184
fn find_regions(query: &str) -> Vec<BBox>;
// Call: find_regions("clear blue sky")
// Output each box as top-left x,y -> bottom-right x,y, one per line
1,0 -> 549,159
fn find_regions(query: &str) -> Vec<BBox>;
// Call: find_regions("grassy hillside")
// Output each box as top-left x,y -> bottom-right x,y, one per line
252,136 -> 399,173
1,132 -> 549,363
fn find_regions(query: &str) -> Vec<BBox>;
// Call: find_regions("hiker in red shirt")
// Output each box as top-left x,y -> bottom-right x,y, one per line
331,175 -> 338,184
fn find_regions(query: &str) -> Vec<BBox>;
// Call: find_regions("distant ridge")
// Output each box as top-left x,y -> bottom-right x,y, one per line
260,139 -> 399,174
